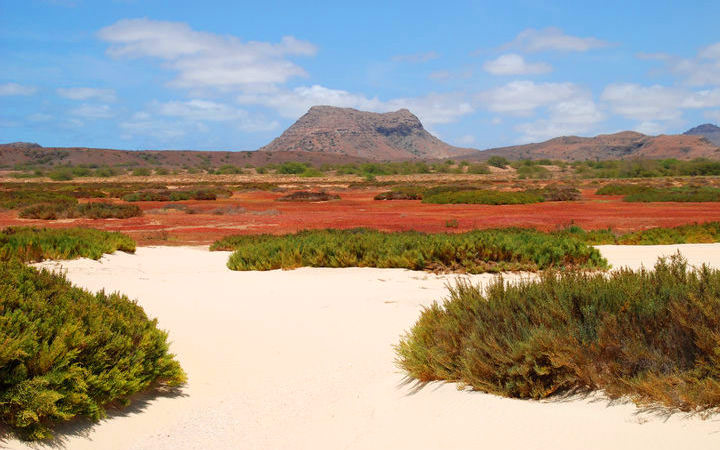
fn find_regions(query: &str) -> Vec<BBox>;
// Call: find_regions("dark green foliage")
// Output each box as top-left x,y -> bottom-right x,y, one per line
466,163 -> 491,174
0,261 -> 185,440
277,161 -> 309,174
595,183 -> 651,195
0,190 -> 77,210
75,202 -> 142,219
396,255 -> 720,413
573,158 -> 720,178
624,186 -> 720,202
213,228 -> 606,273
596,184 -> 720,202
131,167 -> 152,176
276,191 -> 340,202
487,156 -> 509,168
0,227 -> 136,262
122,187 -> 229,202
565,222 -> 720,245
19,202 -> 142,220
516,164 -> 551,179
537,185 -> 581,201
47,168 -> 74,181
374,185 -> 425,200
422,189 -> 544,205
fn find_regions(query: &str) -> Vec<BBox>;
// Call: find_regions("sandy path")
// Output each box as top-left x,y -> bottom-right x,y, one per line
5,244 -> 720,449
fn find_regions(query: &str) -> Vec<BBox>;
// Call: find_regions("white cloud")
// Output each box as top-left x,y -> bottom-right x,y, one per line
479,81 -> 585,116
483,53 -> 551,75
515,98 -> 605,142
456,134 -> 476,146
633,121 -> 666,135
98,18 -> 316,89
150,99 -> 278,132
120,117 -> 195,140
392,51 -> 439,63
705,110 -> 720,123
70,104 -> 114,119
0,83 -> 37,96
601,83 -> 720,121
504,27 -> 609,53
237,85 -> 473,125
57,87 -> 116,102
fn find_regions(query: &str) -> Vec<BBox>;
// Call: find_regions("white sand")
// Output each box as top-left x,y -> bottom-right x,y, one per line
5,244 -> 720,449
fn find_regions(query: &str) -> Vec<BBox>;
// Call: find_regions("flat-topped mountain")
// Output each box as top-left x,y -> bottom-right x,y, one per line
464,130 -> 720,161
684,123 -> 720,146
259,106 -> 470,160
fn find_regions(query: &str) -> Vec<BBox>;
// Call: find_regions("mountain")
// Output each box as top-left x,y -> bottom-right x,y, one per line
259,105 -> 471,160
0,142 -> 367,169
684,123 -> 720,146
462,131 -> 720,161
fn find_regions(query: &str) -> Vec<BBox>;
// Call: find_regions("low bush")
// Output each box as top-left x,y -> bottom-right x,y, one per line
374,185 -> 425,200
565,222 -> 720,245
487,156 -> 509,168
213,228 -> 606,273
0,261 -> 185,440
624,186 -> 720,202
0,190 -> 77,210
75,202 -> 142,219
0,227 -> 135,262
595,183 -> 650,196
276,191 -> 340,202
19,202 -> 142,220
422,189 -> 544,205
123,187 -> 228,202
396,255 -> 720,413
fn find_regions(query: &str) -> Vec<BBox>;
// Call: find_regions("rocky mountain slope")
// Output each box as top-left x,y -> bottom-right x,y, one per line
259,106 -> 470,160
464,131 -> 720,161
0,142 -> 367,169
684,123 -> 720,146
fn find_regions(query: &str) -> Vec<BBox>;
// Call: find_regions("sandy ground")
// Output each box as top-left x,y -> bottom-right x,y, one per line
5,244 -> 720,449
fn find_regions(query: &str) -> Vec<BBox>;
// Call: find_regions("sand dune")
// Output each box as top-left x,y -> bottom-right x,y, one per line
5,244 -> 720,449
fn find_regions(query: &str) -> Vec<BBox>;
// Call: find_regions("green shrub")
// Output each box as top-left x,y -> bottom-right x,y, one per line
213,228 -> 606,273
487,156 -> 509,168
566,222 -> 720,245
277,162 -> 308,174
0,227 -> 135,262
396,255 -> 720,413
516,165 -> 551,179
19,202 -> 142,220
18,203 -> 78,220
131,167 -> 152,177
595,183 -> 651,195
374,185 -> 425,200
0,190 -> 77,210
0,261 -> 185,440
624,186 -> 720,202
47,168 -> 74,181
75,202 -> 142,219
422,189 -> 544,205
467,163 -> 491,174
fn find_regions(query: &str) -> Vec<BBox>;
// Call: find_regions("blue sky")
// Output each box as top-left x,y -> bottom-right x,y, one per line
2,0 -> 720,151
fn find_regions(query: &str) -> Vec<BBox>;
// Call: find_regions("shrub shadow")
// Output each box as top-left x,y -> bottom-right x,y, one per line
0,385 -> 187,449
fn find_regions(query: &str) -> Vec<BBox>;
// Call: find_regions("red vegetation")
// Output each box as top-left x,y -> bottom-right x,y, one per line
2,188 -> 720,245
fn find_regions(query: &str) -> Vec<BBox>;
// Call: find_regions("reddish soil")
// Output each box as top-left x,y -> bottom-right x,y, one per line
2,188 -> 720,245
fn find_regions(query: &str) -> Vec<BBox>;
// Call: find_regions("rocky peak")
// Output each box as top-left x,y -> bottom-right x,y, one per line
259,106 -> 470,160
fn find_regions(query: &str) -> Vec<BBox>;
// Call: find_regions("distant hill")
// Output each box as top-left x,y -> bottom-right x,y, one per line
684,123 -> 720,146
0,142 -> 367,169
259,105 -> 471,160
462,131 -> 720,161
